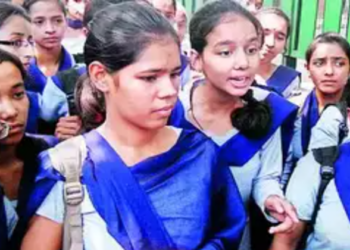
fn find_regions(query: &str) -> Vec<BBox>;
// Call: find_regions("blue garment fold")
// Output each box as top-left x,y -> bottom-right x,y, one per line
26,91 -> 41,133
334,142 -> 350,224
301,90 -> 319,154
0,188 -> 8,250
265,65 -> 300,95
169,92 -> 298,166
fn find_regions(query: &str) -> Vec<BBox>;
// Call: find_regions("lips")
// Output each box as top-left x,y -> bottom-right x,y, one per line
228,76 -> 251,88
43,37 -> 59,43
153,105 -> 174,117
8,124 -> 24,135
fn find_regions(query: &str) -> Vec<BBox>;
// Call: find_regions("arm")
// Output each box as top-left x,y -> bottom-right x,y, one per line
21,216 -> 62,250
270,221 -> 306,250
21,182 -> 65,250
253,129 -> 299,233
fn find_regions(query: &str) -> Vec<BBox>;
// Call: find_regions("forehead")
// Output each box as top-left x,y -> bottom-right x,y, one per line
29,1 -> 64,17
152,0 -> 174,11
127,39 -> 180,70
257,13 -> 288,33
206,16 -> 258,46
311,42 -> 349,60
0,16 -> 31,38
0,62 -> 23,94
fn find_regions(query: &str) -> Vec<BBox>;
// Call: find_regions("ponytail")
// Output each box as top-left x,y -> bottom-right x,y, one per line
231,89 -> 272,139
75,74 -> 105,132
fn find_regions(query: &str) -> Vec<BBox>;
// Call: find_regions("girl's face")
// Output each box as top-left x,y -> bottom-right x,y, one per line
257,13 -> 288,64
193,15 -> 261,97
307,42 -> 350,95
0,16 -> 33,69
152,0 -> 176,22
0,62 -> 28,146
66,0 -> 86,21
30,1 -> 67,50
93,38 -> 181,130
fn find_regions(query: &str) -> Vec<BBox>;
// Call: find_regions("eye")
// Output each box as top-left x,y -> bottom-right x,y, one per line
170,71 -> 181,79
218,50 -> 232,57
12,40 -> 23,48
13,91 -> 25,100
246,46 -> 259,55
335,61 -> 345,67
313,60 -> 323,67
141,75 -> 158,83
55,18 -> 64,24
34,20 -> 44,26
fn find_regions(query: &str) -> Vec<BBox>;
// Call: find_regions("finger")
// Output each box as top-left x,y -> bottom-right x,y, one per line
59,116 -> 81,122
268,211 -> 286,222
56,121 -> 82,130
269,216 -> 293,234
281,202 -> 299,223
55,127 -> 80,137
266,199 -> 284,214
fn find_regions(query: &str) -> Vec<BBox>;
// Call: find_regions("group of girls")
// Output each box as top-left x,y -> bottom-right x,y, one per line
0,0 -> 350,250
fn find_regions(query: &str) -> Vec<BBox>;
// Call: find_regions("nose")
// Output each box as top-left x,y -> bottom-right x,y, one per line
265,33 -> 275,48
325,62 -> 334,76
158,75 -> 179,99
45,21 -> 56,34
0,99 -> 18,121
233,48 -> 249,70
21,42 -> 34,60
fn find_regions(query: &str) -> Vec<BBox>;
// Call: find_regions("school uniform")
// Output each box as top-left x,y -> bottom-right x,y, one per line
168,84 -> 298,250
0,134 -> 58,250
26,47 -> 76,94
283,90 -> 319,186
286,105 -> 350,250
255,65 -> 301,99
33,128 -> 247,250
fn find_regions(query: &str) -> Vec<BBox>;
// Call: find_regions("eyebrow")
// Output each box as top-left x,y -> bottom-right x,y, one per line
11,82 -> 25,89
139,65 -> 182,74
215,37 -> 259,47
10,32 -> 24,37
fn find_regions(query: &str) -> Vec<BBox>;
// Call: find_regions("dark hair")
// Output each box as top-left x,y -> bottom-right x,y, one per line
81,2 -> 179,129
190,0 -> 271,139
75,73 -> 105,131
0,2 -> 30,28
83,0 -> 144,28
23,0 -> 66,15
256,7 -> 291,38
0,48 -> 26,81
190,0 -> 263,54
306,32 -> 350,65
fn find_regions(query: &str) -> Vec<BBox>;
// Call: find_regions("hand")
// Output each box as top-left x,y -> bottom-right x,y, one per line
264,195 -> 299,234
55,116 -> 82,141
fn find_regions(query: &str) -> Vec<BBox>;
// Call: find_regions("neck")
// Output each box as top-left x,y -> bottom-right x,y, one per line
0,145 -> 17,167
101,111 -> 160,149
257,61 -> 275,80
35,44 -> 62,68
195,81 -> 243,115
316,89 -> 343,112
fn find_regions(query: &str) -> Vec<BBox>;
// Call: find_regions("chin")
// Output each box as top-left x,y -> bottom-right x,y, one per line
0,133 -> 24,146
228,87 -> 250,98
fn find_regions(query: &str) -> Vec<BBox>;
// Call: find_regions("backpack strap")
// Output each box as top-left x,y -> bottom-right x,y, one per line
49,136 -> 87,250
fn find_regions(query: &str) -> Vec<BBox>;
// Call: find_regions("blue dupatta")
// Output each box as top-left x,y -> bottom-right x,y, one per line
301,90 -> 319,155
334,142 -> 350,224
265,65 -> 300,96
26,47 -> 75,93
30,128 -> 246,250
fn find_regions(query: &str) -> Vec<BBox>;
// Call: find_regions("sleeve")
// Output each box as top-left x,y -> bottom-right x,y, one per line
201,162 -> 246,250
285,152 -> 321,221
282,116 -> 303,189
40,77 -> 69,122
252,128 -> 284,221
36,181 -> 65,224
4,197 -> 18,238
